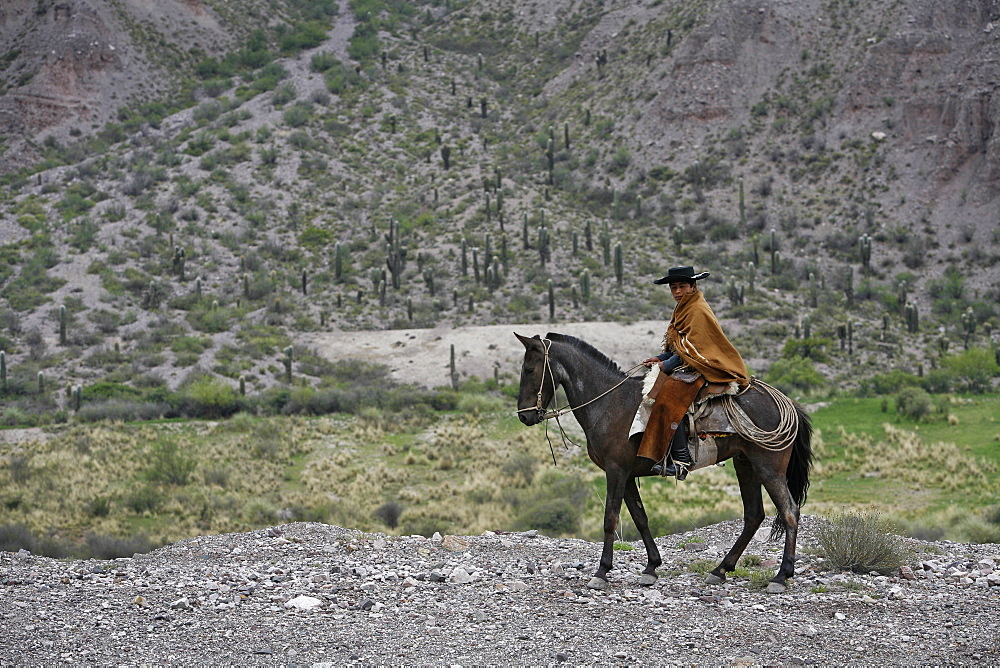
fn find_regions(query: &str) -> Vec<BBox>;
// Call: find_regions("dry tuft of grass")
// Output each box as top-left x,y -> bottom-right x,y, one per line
814,509 -> 913,575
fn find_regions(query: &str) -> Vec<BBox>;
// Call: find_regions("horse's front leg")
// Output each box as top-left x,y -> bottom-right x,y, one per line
760,473 -> 800,593
623,476 -> 661,586
589,467 -> 628,590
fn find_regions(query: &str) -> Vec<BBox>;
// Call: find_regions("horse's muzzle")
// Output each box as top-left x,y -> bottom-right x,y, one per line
517,409 -> 542,426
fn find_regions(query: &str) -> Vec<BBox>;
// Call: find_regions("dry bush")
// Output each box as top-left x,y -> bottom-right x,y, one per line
815,510 -> 912,575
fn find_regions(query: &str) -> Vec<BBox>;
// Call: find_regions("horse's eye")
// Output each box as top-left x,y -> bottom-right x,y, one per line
524,366 -> 535,374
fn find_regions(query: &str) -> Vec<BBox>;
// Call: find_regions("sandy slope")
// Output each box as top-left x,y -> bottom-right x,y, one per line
302,320 -> 666,388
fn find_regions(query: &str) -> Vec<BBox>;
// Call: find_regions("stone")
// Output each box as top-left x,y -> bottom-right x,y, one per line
442,535 -> 470,552
899,565 -> 916,580
169,597 -> 192,611
284,595 -> 323,611
449,567 -> 474,584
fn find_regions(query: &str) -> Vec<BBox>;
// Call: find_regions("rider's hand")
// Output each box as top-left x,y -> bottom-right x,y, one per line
643,357 -> 661,367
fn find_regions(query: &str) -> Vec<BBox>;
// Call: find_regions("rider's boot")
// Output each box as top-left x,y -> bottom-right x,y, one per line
651,422 -> 692,480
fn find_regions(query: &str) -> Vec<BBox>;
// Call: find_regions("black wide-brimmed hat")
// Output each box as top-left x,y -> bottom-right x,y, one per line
653,266 -> 711,284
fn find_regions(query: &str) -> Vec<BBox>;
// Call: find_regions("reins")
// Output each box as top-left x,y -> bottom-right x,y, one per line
516,338 -> 646,463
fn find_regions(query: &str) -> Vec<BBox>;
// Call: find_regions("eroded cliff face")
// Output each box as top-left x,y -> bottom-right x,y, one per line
0,0 -> 233,171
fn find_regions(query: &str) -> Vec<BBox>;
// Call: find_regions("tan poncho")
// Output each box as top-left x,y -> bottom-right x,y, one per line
664,289 -> 749,386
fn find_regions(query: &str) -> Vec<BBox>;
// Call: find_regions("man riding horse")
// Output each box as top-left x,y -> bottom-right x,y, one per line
634,266 -> 749,478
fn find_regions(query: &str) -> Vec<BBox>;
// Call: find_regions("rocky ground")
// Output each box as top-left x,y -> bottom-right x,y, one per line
1,519 -> 998,666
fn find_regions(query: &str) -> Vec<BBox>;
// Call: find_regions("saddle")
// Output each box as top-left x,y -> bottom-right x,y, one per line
635,366 -> 743,474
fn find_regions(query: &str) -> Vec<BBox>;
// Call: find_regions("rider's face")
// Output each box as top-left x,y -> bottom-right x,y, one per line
669,282 -> 696,302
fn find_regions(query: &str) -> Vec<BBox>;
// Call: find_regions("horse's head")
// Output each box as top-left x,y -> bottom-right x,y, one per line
514,332 -> 557,426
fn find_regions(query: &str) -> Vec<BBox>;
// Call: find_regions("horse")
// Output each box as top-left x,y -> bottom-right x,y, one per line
514,332 -> 813,593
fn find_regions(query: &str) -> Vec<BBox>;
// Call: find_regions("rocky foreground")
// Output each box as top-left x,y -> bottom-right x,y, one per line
1,518 -> 998,666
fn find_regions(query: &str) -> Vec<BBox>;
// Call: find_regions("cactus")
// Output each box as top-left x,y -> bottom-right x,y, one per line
585,220 -> 593,251
282,346 -> 293,383
747,261 -> 756,295
847,320 -> 854,356
37,371 -> 45,394
72,384 -> 82,411
546,138 -> 554,185
859,233 -> 873,275
584,107 -> 591,126
385,217 -> 406,289
522,213 -> 529,250
173,246 -> 186,280
614,242 -> 623,286
480,97 -> 488,118
808,272 -> 817,307
378,279 -> 386,307
726,279 -> 745,306
904,302 -> 919,333
473,247 -> 481,283
537,226 -> 550,266
0,350 -> 6,394
803,316 -> 812,339
239,375 -> 246,396
837,324 -> 846,351
423,269 -> 435,296
407,297 -> 413,321
844,265 -> 854,307
613,189 -> 621,220
334,242 -> 343,280
460,238 -> 469,276
59,304 -> 67,345
563,122 -> 570,150
572,231 -> 579,256
242,273 -> 250,298
440,145 -> 451,170
581,269 -> 591,303
600,221 -> 611,266
301,269 -> 308,295
486,266 -> 495,294
195,276 -> 202,299
769,229 -> 779,274
484,233 -> 492,272
749,232 -> 760,266
738,178 -> 746,227
501,236 -> 509,273
571,285 -> 579,308
897,280 -> 908,316
635,195 -> 643,218
962,307 -> 976,348
450,344 -> 459,390
671,225 -> 684,252
548,279 -> 555,320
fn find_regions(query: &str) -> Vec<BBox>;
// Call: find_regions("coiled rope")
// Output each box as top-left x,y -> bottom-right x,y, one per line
720,378 -> 799,451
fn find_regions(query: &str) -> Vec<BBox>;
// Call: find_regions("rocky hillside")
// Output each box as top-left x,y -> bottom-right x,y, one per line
1,520 -> 999,664
0,0 -> 997,417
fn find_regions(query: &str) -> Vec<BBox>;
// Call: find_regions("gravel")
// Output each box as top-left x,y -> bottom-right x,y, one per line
2,518 -> 998,666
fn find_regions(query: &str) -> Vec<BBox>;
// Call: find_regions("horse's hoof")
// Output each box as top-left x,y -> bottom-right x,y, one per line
587,577 -> 609,590
638,573 -> 657,587
766,581 -> 787,594
705,573 -> 725,585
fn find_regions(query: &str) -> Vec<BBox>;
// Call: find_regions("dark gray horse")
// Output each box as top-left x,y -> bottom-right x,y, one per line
515,332 -> 813,593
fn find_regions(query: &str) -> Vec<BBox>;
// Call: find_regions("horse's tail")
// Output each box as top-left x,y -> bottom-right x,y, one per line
769,401 -> 814,541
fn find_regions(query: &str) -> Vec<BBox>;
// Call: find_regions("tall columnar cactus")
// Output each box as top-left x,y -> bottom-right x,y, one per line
581,269 -> 591,304
847,320 -> 854,356
837,324 -> 846,351
803,316 -> 812,339
486,266 -> 495,294
614,242 -> 623,286
173,246 -> 186,281
407,297 -> 413,321
473,247 -> 481,283
585,220 -> 593,251
484,234 -> 492,272
546,138 -> 554,185
584,107 -> 591,126
738,178 -> 746,227
378,279 -> 386,307
59,305 -> 67,345
571,285 -> 579,308
844,265 -> 854,307
769,229 -> 779,274
334,242 -> 343,280
301,269 -> 308,296
461,238 -> 468,276
563,122 -> 570,150
747,261 -> 757,294
282,346 -> 293,383
635,195 -> 643,218
726,279 -> 745,306
501,236 -> 509,273
480,97 -> 488,119
243,273 -> 250,298
522,213 -> 530,250
897,280 -> 908,316
808,272 -> 817,307
484,192 -> 491,223
450,343 -> 459,390
548,279 -> 555,320
0,350 -> 6,394
239,375 -> 246,396
572,231 -> 579,256
600,221 -> 611,266
859,233 -> 873,275
538,226 -> 550,266
385,217 -> 406,289
749,232 -> 760,265
962,307 -> 976,348
423,269 -> 435,296
671,225 -> 684,252
72,384 -> 82,412
37,371 -> 45,394
904,302 -> 919,333
440,145 -> 451,170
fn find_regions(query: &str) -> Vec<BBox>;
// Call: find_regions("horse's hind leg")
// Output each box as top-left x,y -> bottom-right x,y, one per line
707,453 -> 764,585
623,476 -> 662,586
760,473 -> 799,593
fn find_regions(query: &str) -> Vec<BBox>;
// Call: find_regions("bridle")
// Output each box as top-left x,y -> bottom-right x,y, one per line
516,338 -> 646,462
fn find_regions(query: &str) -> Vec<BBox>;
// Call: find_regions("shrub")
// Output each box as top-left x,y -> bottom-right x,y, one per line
181,376 -> 239,418
85,532 -> 154,559
815,510 -> 912,575
765,357 -> 825,395
941,347 -> 999,393
146,440 -> 196,486
860,369 -> 923,396
895,386 -> 933,420
374,501 -> 403,529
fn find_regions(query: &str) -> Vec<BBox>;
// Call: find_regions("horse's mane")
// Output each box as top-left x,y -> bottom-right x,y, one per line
545,332 -> 625,377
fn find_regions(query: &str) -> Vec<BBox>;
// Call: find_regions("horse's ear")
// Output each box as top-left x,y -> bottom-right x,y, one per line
514,332 -> 541,349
